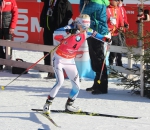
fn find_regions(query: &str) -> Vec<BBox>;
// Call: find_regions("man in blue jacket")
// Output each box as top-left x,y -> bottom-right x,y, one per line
80,0 -> 110,94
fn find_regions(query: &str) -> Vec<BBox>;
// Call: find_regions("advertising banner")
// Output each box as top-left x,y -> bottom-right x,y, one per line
14,2 -> 44,44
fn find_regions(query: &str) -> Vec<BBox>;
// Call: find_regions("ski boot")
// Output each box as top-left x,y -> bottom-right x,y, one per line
65,98 -> 81,112
43,96 -> 53,115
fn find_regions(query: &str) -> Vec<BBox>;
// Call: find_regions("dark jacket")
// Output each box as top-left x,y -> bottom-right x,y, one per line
0,12 -> 12,28
0,0 -> 18,28
40,0 -> 73,31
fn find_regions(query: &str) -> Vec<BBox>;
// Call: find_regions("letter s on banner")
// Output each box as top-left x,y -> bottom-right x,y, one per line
14,27 -> 28,42
14,9 -> 29,42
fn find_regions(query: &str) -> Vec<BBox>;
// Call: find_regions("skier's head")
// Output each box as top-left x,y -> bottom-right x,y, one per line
75,14 -> 90,30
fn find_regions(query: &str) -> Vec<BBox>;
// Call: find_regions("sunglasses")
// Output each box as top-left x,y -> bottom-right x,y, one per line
81,25 -> 88,30
76,22 -> 88,30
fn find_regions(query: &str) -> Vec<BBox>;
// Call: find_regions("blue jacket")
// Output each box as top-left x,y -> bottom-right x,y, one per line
80,0 -> 109,35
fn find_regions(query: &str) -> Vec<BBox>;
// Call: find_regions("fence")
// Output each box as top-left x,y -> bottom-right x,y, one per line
0,40 -> 144,96
0,40 -> 54,73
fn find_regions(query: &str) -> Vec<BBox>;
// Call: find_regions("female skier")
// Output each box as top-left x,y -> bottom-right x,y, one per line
42,14 -> 111,115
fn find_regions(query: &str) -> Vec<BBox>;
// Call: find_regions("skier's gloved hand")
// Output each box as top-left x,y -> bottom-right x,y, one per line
84,0 -> 90,4
66,29 -> 78,34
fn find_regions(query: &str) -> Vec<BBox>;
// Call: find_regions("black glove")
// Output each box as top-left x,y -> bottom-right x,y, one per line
84,0 -> 90,4
106,38 -> 112,44
66,29 -> 78,34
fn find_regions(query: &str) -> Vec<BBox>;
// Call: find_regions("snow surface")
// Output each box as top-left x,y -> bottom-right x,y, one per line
0,49 -> 150,130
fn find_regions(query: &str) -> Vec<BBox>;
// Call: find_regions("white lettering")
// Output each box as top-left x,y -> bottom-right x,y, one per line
17,9 -> 28,24
14,27 -> 28,42
14,9 -> 28,42
17,14 -> 28,24
31,17 -> 42,32
18,9 -> 28,13
126,11 -> 134,14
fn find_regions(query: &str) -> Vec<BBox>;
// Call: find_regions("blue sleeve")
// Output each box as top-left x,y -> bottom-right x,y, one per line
87,28 -> 104,41
55,24 -> 74,31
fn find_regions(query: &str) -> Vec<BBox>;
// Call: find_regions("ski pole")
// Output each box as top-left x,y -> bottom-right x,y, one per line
97,44 -> 110,84
1,44 -> 60,90
80,0 -> 88,15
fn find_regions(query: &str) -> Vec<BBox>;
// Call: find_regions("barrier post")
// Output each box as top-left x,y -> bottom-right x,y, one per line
127,53 -> 133,79
5,45 -> 12,70
137,1 -> 145,97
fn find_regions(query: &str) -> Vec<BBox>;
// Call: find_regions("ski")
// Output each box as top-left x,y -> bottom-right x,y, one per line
31,109 -> 140,119
32,109 -> 61,128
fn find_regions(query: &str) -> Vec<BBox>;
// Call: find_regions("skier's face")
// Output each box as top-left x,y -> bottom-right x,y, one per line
77,24 -> 88,32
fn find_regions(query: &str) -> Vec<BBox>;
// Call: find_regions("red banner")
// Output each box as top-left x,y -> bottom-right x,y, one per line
14,2 -> 43,44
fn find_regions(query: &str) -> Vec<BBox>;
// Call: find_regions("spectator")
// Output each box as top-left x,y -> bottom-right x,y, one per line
40,0 -> 73,78
80,0 -> 110,94
107,0 -> 124,67
0,0 -> 18,70
42,14 -> 111,115
118,0 -> 129,47
118,0 -> 129,29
